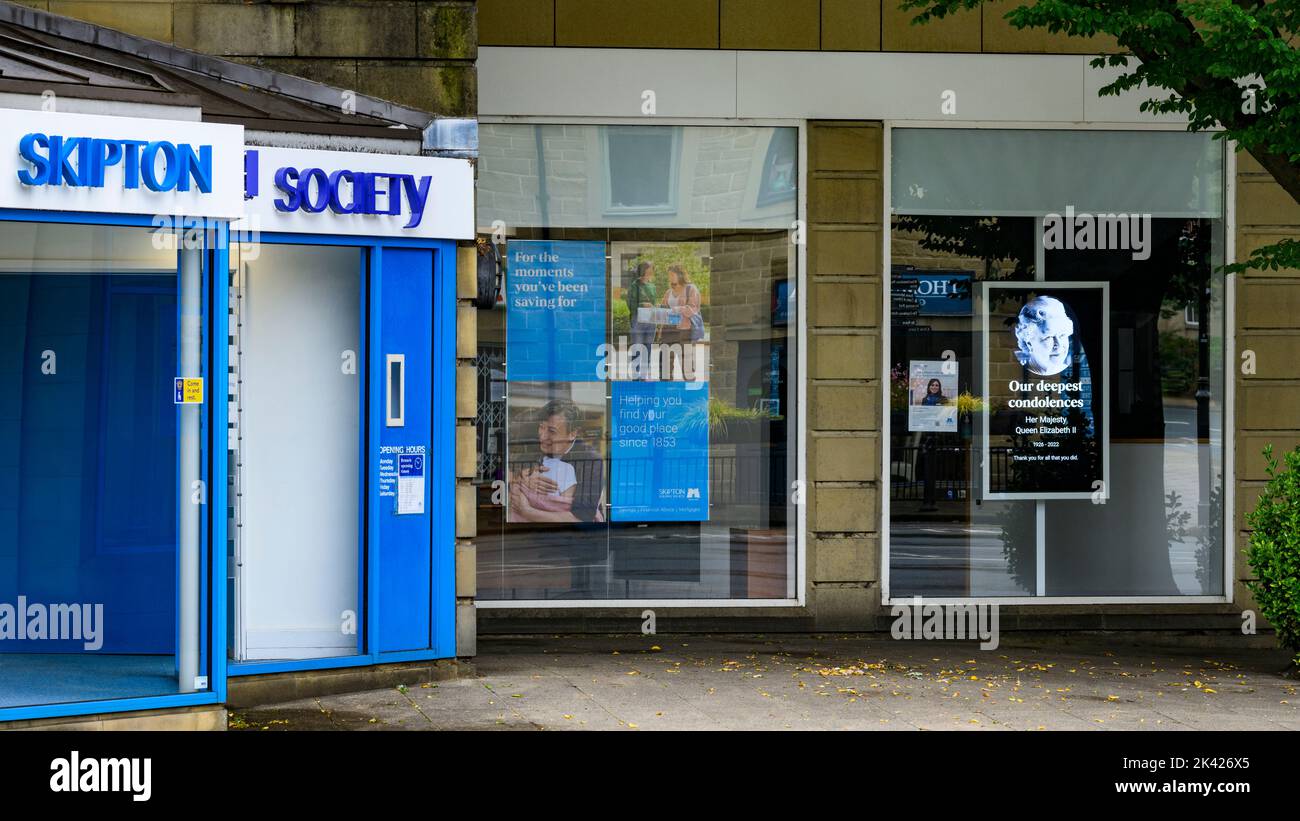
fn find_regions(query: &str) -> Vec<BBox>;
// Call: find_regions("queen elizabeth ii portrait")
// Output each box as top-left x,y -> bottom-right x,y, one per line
1013,295 -> 1074,377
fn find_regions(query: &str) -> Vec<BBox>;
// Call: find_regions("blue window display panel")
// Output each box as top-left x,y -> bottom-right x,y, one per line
0,212 -> 229,722
610,381 -> 710,522
506,240 -> 606,383
0,273 -> 177,654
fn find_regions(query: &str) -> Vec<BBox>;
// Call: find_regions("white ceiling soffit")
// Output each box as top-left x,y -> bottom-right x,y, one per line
0,92 -> 202,122
481,47 -> 738,118
479,47 -> 1188,125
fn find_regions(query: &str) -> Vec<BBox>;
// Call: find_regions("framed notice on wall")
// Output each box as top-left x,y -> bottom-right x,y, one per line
981,281 -> 1109,501
907,360 -> 958,432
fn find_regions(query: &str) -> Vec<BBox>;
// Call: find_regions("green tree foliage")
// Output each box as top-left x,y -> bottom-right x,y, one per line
901,0 -> 1300,273
1158,329 -> 1198,396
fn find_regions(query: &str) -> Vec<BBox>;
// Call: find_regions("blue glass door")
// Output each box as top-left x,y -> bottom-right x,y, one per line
0,273 -> 177,654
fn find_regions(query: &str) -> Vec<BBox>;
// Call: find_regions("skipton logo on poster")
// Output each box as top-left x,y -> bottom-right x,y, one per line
50,752 -> 151,802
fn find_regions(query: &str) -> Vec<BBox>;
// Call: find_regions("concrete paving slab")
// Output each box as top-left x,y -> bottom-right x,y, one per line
231,634 -> 1299,731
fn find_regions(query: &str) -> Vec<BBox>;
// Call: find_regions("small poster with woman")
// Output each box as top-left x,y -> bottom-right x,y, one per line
908,360 -> 958,432
612,242 -> 709,382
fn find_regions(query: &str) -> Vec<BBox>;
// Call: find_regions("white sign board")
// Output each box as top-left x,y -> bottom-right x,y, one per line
397,453 -> 425,515
236,145 -> 474,239
0,108 -> 245,219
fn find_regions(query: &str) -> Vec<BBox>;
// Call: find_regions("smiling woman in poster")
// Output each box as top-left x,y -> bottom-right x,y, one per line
921,378 -> 949,406
658,264 -> 702,380
1013,295 -> 1075,376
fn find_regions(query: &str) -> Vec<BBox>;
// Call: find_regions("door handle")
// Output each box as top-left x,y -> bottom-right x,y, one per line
386,353 -> 405,427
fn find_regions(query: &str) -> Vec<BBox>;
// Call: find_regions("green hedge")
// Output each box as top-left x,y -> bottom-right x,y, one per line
1246,444 -> 1300,668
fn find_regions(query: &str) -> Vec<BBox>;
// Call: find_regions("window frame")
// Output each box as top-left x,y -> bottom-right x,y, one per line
225,234 -> 460,677
600,125 -> 683,217
880,120 -> 1237,606
0,209 -> 228,723
476,116 -> 808,610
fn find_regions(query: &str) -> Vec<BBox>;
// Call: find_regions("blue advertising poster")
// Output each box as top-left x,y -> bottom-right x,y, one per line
610,381 -> 709,522
506,240 -> 606,382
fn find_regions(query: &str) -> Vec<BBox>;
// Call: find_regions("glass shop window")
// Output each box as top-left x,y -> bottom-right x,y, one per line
475,124 -> 800,602
0,221 -> 210,709
887,128 -> 1227,598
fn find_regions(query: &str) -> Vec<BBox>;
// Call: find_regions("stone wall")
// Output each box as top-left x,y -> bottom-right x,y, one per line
805,122 -> 883,629
16,0 -> 477,115
479,0 -> 1113,53
1235,150 -> 1300,613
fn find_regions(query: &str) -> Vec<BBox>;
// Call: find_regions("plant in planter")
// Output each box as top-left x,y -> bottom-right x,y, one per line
954,391 -> 988,416
955,391 -> 986,435
1245,444 -> 1300,671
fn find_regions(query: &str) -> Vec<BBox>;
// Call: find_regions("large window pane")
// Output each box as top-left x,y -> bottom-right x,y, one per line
0,221 -> 210,708
889,215 -> 1038,597
887,129 -> 1226,599
475,124 -> 799,603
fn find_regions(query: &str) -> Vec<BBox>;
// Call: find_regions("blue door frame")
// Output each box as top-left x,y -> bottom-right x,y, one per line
0,209 -> 228,723
227,233 -> 457,677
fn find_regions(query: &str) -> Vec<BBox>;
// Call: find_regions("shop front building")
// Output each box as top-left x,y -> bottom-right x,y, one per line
0,10 -> 474,728
468,2 -> 1284,634
225,145 -> 468,678
3,2 -> 1295,731
0,109 -> 242,725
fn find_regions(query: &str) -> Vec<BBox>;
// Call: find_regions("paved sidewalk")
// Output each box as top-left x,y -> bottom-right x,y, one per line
231,634 -> 1300,731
